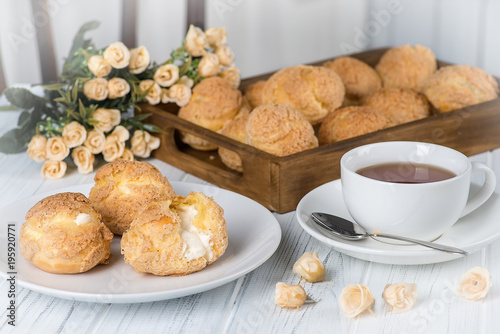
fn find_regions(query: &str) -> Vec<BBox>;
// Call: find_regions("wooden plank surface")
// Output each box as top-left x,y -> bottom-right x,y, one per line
1,104 -> 500,333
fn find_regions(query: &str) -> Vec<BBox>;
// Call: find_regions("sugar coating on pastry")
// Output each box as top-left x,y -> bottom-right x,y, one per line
244,80 -> 266,108
324,56 -> 381,104
362,87 -> 431,125
423,64 -> 499,113
218,113 -> 250,172
89,160 -> 175,235
246,104 -> 318,156
121,192 -> 228,276
261,65 -> 345,125
178,76 -> 242,150
19,192 -> 113,274
376,44 -> 437,92
318,106 -> 390,145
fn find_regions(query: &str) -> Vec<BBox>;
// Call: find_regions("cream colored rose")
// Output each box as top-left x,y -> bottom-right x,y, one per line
457,267 -> 492,301
62,121 -> 86,148
108,77 -> 130,99
219,67 -> 240,88
71,146 -> 95,174
154,64 -> 179,87
205,27 -> 227,48
131,130 -> 160,158
110,125 -> 130,142
102,133 -> 126,162
179,75 -> 194,88
140,80 -> 162,105
46,136 -> 69,161
27,135 -> 47,162
339,284 -> 375,318
292,251 -> 325,283
185,24 -> 208,57
275,283 -> 307,309
215,45 -> 234,66
83,78 -> 108,101
87,55 -> 111,78
129,46 -> 150,74
41,160 -> 67,179
198,53 -> 221,78
168,84 -> 192,107
92,108 -> 121,133
119,147 -> 134,161
103,41 -> 130,69
161,88 -> 175,104
383,283 -> 418,313
83,129 -> 106,154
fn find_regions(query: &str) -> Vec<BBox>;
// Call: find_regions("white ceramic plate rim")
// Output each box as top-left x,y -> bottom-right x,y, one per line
296,179 -> 500,265
0,182 -> 281,303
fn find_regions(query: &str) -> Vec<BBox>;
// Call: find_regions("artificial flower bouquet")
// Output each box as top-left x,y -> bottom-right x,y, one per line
0,21 -> 239,179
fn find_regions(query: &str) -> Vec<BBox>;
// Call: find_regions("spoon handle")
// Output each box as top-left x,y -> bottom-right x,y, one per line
374,233 -> 468,255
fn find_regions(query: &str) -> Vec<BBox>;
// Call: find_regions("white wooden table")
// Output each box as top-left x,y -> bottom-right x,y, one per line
1,103 -> 499,334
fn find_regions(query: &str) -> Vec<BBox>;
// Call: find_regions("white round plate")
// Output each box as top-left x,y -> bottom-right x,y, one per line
296,179 -> 500,265
0,182 -> 281,303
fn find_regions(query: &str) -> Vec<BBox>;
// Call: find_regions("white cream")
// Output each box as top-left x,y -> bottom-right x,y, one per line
177,205 -> 214,262
117,182 -> 131,195
74,213 -> 92,225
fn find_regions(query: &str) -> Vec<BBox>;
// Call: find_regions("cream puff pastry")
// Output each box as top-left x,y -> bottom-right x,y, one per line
261,65 -> 345,125
89,160 -> 175,235
121,192 -> 228,276
376,44 -> 437,92
178,76 -> 242,150
423,64 -> 499,113
19,192 -> 113,274
245,104 -> 318,156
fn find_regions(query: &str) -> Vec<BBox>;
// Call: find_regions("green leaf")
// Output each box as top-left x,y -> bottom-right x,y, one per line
143,124 -> 165,134
0,105 -> 18,111
0,128 -> 28,153
4,87 -> 44,109
39,83 -> 67,90
129,113 -> 152,121
67,21 -> 100,59
72,80 -> 79,102
18,111 -> 32,127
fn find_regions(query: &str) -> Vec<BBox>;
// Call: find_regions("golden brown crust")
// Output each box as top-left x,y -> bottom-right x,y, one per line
245,104 -> 318,156
261,65 -> 345,125
423,64 -> 499,113
218,113 -> 250,172
318,106 -> 390,145
376,44 -> 437,92
121,193 -> 227,276
244,80 -> 266,108
19,192 -> 113,274
362,87 -> 431,125
89,160 -> 175,235
324,56 -> 381,103
178,76 -> 242,150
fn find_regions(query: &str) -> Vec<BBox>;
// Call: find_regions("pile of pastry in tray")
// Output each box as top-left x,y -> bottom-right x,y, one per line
19,160 -> 228,276
176,44 -> 499,172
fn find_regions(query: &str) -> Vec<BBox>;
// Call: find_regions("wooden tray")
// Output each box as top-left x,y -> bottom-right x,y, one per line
137,48 -> 500,213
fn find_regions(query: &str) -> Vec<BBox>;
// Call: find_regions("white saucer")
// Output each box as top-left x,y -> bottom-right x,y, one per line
296,179 -> 500,265
0,182 -> 281,303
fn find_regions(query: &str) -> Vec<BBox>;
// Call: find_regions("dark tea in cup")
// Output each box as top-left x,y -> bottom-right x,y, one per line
357,162 -> 456,184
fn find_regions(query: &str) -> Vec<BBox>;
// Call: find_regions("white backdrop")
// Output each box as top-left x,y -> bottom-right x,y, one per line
0,0 -> 499,87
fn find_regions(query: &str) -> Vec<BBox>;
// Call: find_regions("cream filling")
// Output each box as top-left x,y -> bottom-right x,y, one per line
74,213 -> 92,225
178,205 -> 214,262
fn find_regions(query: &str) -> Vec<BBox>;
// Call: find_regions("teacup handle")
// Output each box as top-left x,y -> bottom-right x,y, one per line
460,161 -> 497,218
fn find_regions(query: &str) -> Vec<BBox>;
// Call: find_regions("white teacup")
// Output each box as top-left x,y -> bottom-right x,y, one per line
340,141 -> 497,241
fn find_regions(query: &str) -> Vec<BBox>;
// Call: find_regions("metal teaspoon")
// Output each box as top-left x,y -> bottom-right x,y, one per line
310,212 -> 468,255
